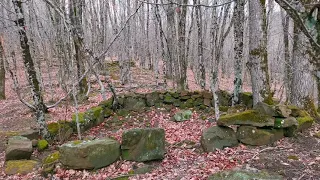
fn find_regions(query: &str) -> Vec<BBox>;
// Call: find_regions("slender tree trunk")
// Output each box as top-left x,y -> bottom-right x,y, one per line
165,4 -> 175,78
12,0 -> 48,138
232,0 -> 245,106
195,0 -> 205,89
0,36 -> 5,99
281,11 -> 291,103
248,0 -> 272,106
177,0 -> 188,90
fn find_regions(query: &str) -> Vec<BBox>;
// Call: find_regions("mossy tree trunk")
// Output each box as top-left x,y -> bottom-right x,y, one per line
12,0 -> 49,138
248,0 -> 272,106
0,36 -> 5,99
232,0 -> 245,106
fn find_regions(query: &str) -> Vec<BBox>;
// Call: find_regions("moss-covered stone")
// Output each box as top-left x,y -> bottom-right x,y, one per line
163,93 -> 175,104
99,97 -> 114,109
146,92 -> 160,106
296,116 -> 314,132
173,110 -> 192,122
201,126 -> 239,152
37,139 -> 49,151
86,106 -> 104,124
219,106 -> 229,112
218,110 -> 275,127
253,102 -> 277,116
103,108 -> 113,118
43,151 -> 60,164
236,126 -> 284,146
239,92 -> 253,108
194,98 -> 204,106
185,99 -> 194,108
287,155 -> 299,160
117,109 -> 130,117
5,136 -> 33,161
59,138 -> 120,169
48,121 -> 73,141
121,128 -> 165,162
169,91 -> 180,98
123,96 -> 146,111
5,160 -> 38,175
216,90 -> 232,106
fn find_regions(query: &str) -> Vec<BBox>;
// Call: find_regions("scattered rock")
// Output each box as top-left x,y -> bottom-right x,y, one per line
59,138 -> 120,169
37,139 -> 49,151
236,126 -> 284,146
201,126 -> 238,152
121,128 -> 165,162
208,169 -> 283,180
5,160 -> 38,175
218,110 -> 275,127
173,110 -> 192,122
5,136 -> 33,161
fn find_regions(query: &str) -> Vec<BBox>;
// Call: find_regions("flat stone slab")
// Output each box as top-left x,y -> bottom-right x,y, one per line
59,138 -> 120,169
217,110 -> 275,127
5,136 -> 33,161
121,128 -> 165,162
5,160 -> 38,175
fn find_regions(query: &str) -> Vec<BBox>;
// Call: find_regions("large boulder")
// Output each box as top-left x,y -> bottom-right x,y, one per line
5,136 -> 33,161
59,138 -> 120,169
5,160 -> 38,175
208,169 -> 283,180
217,110 -> 275,127
173,110 -> 192,122
121,128 -> 165,162
201,126 -> 238,152
236,126 -> 284,146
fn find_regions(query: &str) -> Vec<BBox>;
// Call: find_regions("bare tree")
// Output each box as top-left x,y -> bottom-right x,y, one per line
0,35 -> 4,99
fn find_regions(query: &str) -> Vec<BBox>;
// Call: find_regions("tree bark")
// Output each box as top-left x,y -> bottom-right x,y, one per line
248,0 -> 272,106
12,0 -> 48,138
195,0 -> 205,89
0,36 -> 5,99
232,0 -> 245,106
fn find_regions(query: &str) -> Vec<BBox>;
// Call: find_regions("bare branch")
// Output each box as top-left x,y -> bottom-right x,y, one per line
137,0 -> 235,8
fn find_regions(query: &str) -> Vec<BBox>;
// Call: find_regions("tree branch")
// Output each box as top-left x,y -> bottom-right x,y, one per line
138,0 -> 235,8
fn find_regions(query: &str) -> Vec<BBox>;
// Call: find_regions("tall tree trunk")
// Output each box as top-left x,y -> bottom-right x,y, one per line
290,26 -> 314,108
177,0 -> 188,90
232,0 -> 245,106
195,0 -> 205,89
70,0 -> 88,96
165,4 -> 175,79
281,11 -> 291,103
0,36 -> 5,99
248,0 -> 272,106
12,0 -> 48,138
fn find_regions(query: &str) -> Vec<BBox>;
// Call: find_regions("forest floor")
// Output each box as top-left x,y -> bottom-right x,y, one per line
0,61 -> 319,179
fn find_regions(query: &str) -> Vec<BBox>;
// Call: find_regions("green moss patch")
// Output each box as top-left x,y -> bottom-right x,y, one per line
218,110 -> 275,127
296,116 -> 314,131
43,151 -> 60,164
37,139 -> 49,151
5,160 -> 38,175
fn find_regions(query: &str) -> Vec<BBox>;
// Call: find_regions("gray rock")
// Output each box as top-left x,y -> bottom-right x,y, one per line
274,117 -> 298,128
217,110 -> 275,127
275,105 -> 292,118
253,102 -> 277,116
173,110 -> 192,122
19,128 -> 39,140
59,138 -> 120,169
201,126 -> 238,152
5,160 -> 38,175
121,128 -> 165,162
5,136 -> 33,161
236,126 -> 284,146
